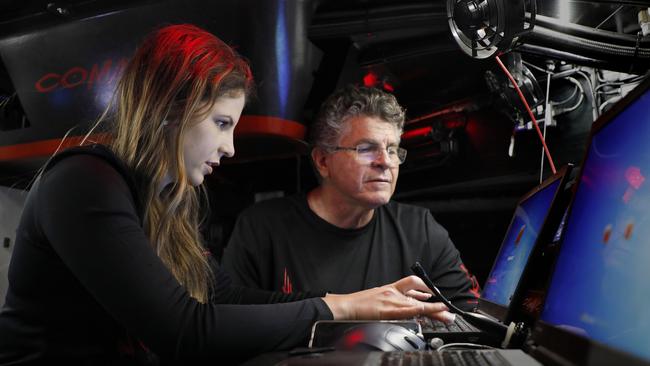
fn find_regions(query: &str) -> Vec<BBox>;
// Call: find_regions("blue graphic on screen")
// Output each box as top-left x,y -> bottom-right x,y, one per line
482,178 -> 561,306
542,86 -> 650,362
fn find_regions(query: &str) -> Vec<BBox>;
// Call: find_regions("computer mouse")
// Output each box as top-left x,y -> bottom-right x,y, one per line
334,323 -> 427,352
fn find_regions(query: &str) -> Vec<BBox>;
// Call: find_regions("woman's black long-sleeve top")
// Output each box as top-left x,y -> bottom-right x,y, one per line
0,145 -> 332,364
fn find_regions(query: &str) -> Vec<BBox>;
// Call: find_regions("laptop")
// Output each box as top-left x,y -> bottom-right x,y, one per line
419,164 -> 573,345
279,72 -> 650,366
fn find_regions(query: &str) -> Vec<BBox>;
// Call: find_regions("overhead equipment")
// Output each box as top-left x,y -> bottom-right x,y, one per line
447,0 -> 536,59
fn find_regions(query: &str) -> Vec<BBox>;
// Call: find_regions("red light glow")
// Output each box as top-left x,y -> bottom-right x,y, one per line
401,127 -> 432,140
363,72 -> 379,87
344,329 -> 365,348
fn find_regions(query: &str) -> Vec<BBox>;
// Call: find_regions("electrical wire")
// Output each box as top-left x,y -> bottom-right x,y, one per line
599,96 -> 622,113
522,60 -> 599,120
573,70 -> 598,120
595,74 -> 645,113
496,55 -> 557,174
555,77 -> 585,115
437,343 -> 496,351
595,77 -> 645,92
541,70 -> 551,183
598,89 -> 622,96
522,60 -> 552,75
595,5 -> 625,30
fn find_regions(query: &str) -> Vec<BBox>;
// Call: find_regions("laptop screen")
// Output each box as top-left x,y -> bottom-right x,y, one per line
541,85 -> 650,362
481,178 -> 562,307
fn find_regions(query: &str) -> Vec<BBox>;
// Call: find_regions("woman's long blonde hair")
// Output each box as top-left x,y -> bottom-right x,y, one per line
106,24 -> 253,302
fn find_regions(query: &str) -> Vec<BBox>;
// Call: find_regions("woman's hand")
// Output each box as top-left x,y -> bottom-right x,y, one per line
322,275 -> 455,323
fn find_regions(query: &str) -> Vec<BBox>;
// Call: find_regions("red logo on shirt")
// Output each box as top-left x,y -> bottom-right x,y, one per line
282,268 -> 293,294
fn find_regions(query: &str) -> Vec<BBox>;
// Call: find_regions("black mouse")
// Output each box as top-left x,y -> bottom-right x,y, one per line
334,323 -> 427,352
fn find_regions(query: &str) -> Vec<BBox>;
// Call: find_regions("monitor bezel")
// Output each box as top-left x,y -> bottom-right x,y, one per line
477,164 -> 572,323
532,319 -> 650,366
530,76 -> 650,366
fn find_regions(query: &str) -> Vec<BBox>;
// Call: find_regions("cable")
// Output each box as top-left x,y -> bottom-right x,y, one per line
530,26 -> 650,58
411,262 -> 508,341
599,96 -> 622,113
534,13 -> 650,47
595,74 -> 645,113
554,77 -> 585,115
522,60 -> 551,75
595,77 -> 645,92
597,69 -> 608,83
437,343 -> 496,351
573,70 -> 599,121
541,70 -> 551,183
411,263 -> 468,316
495,55 -> 557,174
596,5 -> 625,30
598,89 -> 622,96
521,61 -> 598,120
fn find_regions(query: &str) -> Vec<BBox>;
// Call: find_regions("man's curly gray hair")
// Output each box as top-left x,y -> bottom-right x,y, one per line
309,85 -> 406,150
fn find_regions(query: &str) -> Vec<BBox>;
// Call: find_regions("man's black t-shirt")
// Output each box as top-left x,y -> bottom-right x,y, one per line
222,194 -> 480,311
0,145 -> 332,365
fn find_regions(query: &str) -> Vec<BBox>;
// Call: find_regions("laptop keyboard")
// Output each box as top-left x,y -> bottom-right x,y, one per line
419,316 -> 481,333
380,350 -> 507,366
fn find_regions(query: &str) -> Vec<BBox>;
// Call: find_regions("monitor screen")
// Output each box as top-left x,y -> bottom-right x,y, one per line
541,86 -> 650,362
482,178 -> 562,307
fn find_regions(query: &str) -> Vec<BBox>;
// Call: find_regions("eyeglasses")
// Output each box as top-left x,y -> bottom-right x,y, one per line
326,143 -> 407,166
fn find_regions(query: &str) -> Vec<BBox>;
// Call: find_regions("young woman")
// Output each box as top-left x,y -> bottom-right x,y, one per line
0,24 -> 450,364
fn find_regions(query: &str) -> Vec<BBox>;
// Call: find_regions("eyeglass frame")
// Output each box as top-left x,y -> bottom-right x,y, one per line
321,142 -> 408,166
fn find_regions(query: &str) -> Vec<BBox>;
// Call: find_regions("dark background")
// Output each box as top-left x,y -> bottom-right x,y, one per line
1,0 -> 647,284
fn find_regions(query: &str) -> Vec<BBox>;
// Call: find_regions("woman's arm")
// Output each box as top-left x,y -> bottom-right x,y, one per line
37,155 -> 332,359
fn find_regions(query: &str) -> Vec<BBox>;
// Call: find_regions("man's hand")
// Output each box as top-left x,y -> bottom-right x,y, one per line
322,275 -> 454,323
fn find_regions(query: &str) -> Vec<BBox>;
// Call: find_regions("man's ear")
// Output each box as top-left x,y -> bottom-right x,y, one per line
311,147 -> 330,180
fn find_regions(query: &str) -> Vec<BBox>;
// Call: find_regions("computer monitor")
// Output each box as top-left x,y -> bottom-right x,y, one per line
482,179 -> 561,307
477,165 -> 571,323
533,78 -> 650,366
515,206 -> 571,323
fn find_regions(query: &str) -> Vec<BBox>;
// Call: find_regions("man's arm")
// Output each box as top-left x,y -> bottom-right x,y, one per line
210,256 -> 326,304
424,212 -> 480,312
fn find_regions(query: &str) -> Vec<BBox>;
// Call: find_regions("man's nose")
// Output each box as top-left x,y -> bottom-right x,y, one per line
371,148 -> 393,167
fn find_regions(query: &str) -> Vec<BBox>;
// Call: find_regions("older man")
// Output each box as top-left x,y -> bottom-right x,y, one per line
222,85 -> 479,311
